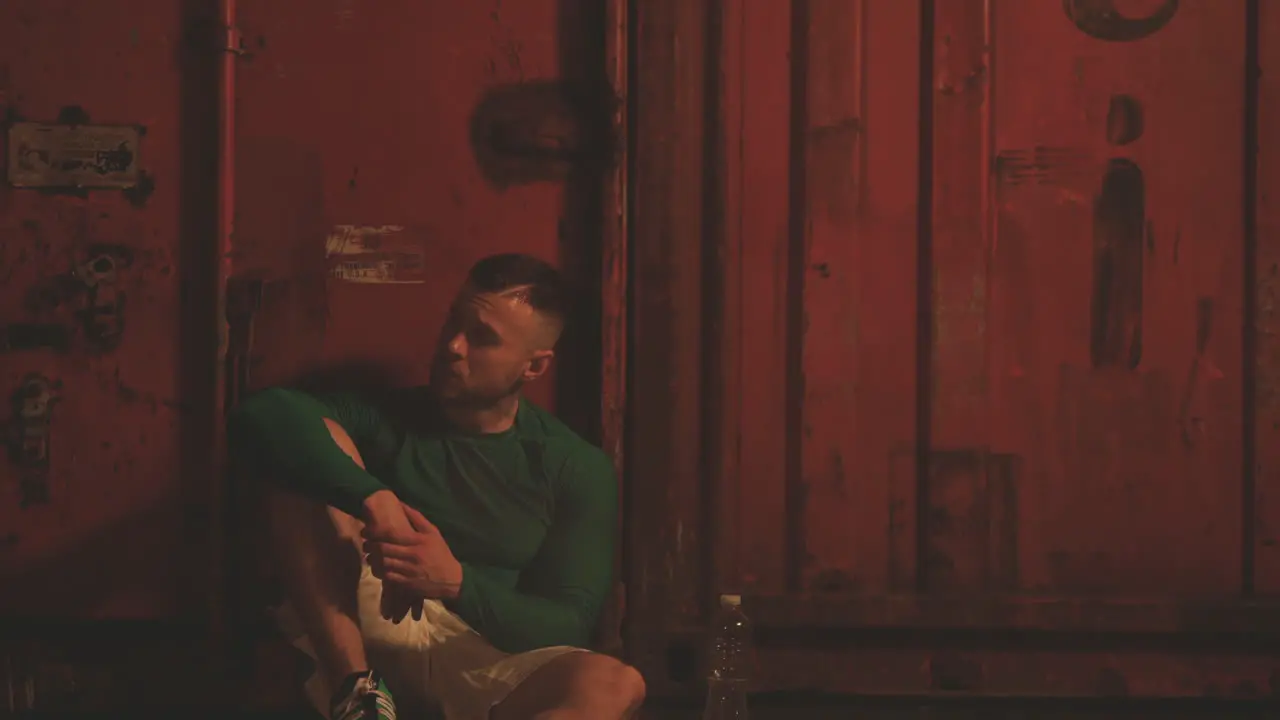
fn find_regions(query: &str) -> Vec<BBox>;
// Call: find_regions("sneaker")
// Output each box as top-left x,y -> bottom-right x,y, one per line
330,669 -> 397,720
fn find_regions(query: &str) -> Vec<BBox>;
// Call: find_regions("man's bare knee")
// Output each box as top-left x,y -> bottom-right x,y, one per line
585,658 -> 646,714
555,654 -> 645,718
262,486 -> 363,590
495,653 -> 646,720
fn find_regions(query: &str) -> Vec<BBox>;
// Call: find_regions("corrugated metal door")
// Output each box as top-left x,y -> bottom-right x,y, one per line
628,0 -> 1280,699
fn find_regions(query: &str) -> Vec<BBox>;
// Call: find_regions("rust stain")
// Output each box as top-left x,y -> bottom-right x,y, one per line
1062,0 -> 1180,43
1090,158 -> 1145,370
1105,93 -> 1144,146
920,450 -> 1018,592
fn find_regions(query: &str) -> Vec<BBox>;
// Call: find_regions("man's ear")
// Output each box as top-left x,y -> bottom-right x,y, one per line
523,349 -> 555,382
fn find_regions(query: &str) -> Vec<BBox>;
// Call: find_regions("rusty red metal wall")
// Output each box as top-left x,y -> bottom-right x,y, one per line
628,0 -> 1280,700
0,1 -> 218,624
9,0 -> 1280,709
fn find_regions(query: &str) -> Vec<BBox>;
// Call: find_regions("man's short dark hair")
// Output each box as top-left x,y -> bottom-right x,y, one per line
466,253 -> 569,322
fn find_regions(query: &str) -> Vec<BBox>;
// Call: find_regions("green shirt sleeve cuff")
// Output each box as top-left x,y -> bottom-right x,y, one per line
445,561 -> 482,615
324,468 -> 386,519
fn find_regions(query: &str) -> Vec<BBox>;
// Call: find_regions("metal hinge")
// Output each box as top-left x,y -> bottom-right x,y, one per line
222,24 -> 245,55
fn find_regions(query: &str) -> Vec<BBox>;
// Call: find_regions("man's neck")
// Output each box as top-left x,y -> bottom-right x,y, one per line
439,393 -> 520,434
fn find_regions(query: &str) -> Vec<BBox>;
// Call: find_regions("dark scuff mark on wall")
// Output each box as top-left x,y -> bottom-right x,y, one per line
7,373 -> 61,506
121,170 -> 155,207
919,450 -> 1019,593
469,81 -> 614,189
21,244 -> 135,353
1063,0 -> 1180,43
54,104 -> 90,125
1090,159 -> 1145,370
1106,94 -> 1144,145
484,7 -> 526,81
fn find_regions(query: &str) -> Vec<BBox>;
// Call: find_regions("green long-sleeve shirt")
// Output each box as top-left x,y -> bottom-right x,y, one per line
226,386 -> 617,654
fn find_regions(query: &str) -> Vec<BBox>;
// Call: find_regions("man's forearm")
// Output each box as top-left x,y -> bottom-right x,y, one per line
363,493 -> 465,600
446,563 -> 595,653
361,489 -> 403,522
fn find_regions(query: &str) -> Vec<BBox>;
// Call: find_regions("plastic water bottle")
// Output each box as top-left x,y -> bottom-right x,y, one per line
701,594 -> 751,719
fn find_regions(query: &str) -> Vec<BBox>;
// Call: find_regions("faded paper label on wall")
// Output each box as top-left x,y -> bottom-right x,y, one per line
7,122 -> 141,188
325,225 -> 427,284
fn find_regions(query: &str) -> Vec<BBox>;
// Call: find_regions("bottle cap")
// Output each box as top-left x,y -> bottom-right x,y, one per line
720,594 -> 742,607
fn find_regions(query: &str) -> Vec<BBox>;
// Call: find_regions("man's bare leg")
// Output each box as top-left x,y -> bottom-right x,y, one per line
264,418 -> 372,687
266,486 -> 369,685
492,652 -> 646,720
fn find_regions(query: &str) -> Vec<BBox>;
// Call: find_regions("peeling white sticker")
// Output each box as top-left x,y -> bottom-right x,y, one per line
324,225 -> 426,284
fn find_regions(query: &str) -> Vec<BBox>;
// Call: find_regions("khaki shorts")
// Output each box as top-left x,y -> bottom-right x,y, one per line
276,562 -> 585,720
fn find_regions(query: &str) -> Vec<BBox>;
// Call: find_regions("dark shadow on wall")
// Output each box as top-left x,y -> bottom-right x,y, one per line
175,0 -> 221,634
555,0 -> 621,658
465,0 -> 617,445
289,359 -> 410,396
554,0 -> 612,446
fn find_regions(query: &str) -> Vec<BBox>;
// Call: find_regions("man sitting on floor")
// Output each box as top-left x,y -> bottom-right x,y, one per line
228,253 -> 645,720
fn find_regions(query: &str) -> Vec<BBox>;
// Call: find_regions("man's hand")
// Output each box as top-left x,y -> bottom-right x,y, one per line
362,502 -> 464,601
360,490 -> 424,623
